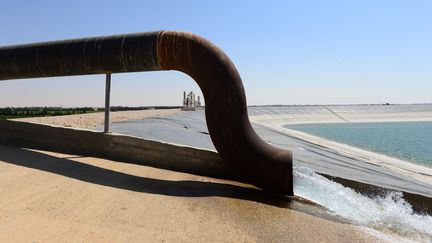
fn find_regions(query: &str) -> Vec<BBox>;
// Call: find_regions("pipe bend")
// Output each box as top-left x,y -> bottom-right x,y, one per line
0,30 -> 293,195
157,31 -> 293,195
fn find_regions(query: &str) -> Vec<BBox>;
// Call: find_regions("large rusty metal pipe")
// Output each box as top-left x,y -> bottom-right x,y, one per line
0,31 -> 293,195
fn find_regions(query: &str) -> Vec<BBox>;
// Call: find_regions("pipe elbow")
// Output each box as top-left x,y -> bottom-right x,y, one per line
156,31 -> 293,195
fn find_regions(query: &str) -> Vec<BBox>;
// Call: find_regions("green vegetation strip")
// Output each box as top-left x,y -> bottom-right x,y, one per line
0,106 -> 180,119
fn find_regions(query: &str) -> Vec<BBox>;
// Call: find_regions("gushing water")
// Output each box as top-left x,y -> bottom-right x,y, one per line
293,165 -> 432,242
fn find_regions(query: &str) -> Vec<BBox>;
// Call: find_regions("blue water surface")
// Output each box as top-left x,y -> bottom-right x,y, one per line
284,121 -> 432,167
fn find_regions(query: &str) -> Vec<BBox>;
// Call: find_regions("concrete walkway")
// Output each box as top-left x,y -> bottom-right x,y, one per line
0,144 -> 379,242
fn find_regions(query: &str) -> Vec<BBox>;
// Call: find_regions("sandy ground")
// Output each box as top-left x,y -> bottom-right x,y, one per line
13,109 -> 181,129
0,144 -> 381,242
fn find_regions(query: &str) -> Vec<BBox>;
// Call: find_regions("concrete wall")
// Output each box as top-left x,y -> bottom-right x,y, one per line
0,119 -> 230,179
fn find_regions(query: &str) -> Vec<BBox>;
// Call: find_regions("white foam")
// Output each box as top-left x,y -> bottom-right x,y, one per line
294,165 -> 432,242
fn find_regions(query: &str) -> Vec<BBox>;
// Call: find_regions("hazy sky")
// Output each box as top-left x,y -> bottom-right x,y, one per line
0,0 -> 431,107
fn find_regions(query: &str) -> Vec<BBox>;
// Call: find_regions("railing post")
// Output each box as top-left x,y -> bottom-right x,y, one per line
0,31 -> 293,195
104,73 -> 111,133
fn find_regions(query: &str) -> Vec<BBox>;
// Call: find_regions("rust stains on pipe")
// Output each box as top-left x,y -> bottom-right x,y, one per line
0,31 -> 293,195
157,31 -> 293,195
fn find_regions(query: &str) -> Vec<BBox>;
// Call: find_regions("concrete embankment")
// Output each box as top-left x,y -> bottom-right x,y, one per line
1,114 -> 431,240
2,116 -> 432,215
0,116 -> 383,241
0,119 -> 229,180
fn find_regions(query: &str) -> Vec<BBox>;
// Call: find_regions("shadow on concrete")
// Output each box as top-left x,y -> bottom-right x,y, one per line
0,145 -> 292,208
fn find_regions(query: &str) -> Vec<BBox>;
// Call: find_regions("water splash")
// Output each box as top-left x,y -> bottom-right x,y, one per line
293,165 -> 432,242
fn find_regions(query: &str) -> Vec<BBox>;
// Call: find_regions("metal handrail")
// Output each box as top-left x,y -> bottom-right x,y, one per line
0,30 -> 293,195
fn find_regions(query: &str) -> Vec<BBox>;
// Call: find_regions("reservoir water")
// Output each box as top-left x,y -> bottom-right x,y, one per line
284,121 -> 432,167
